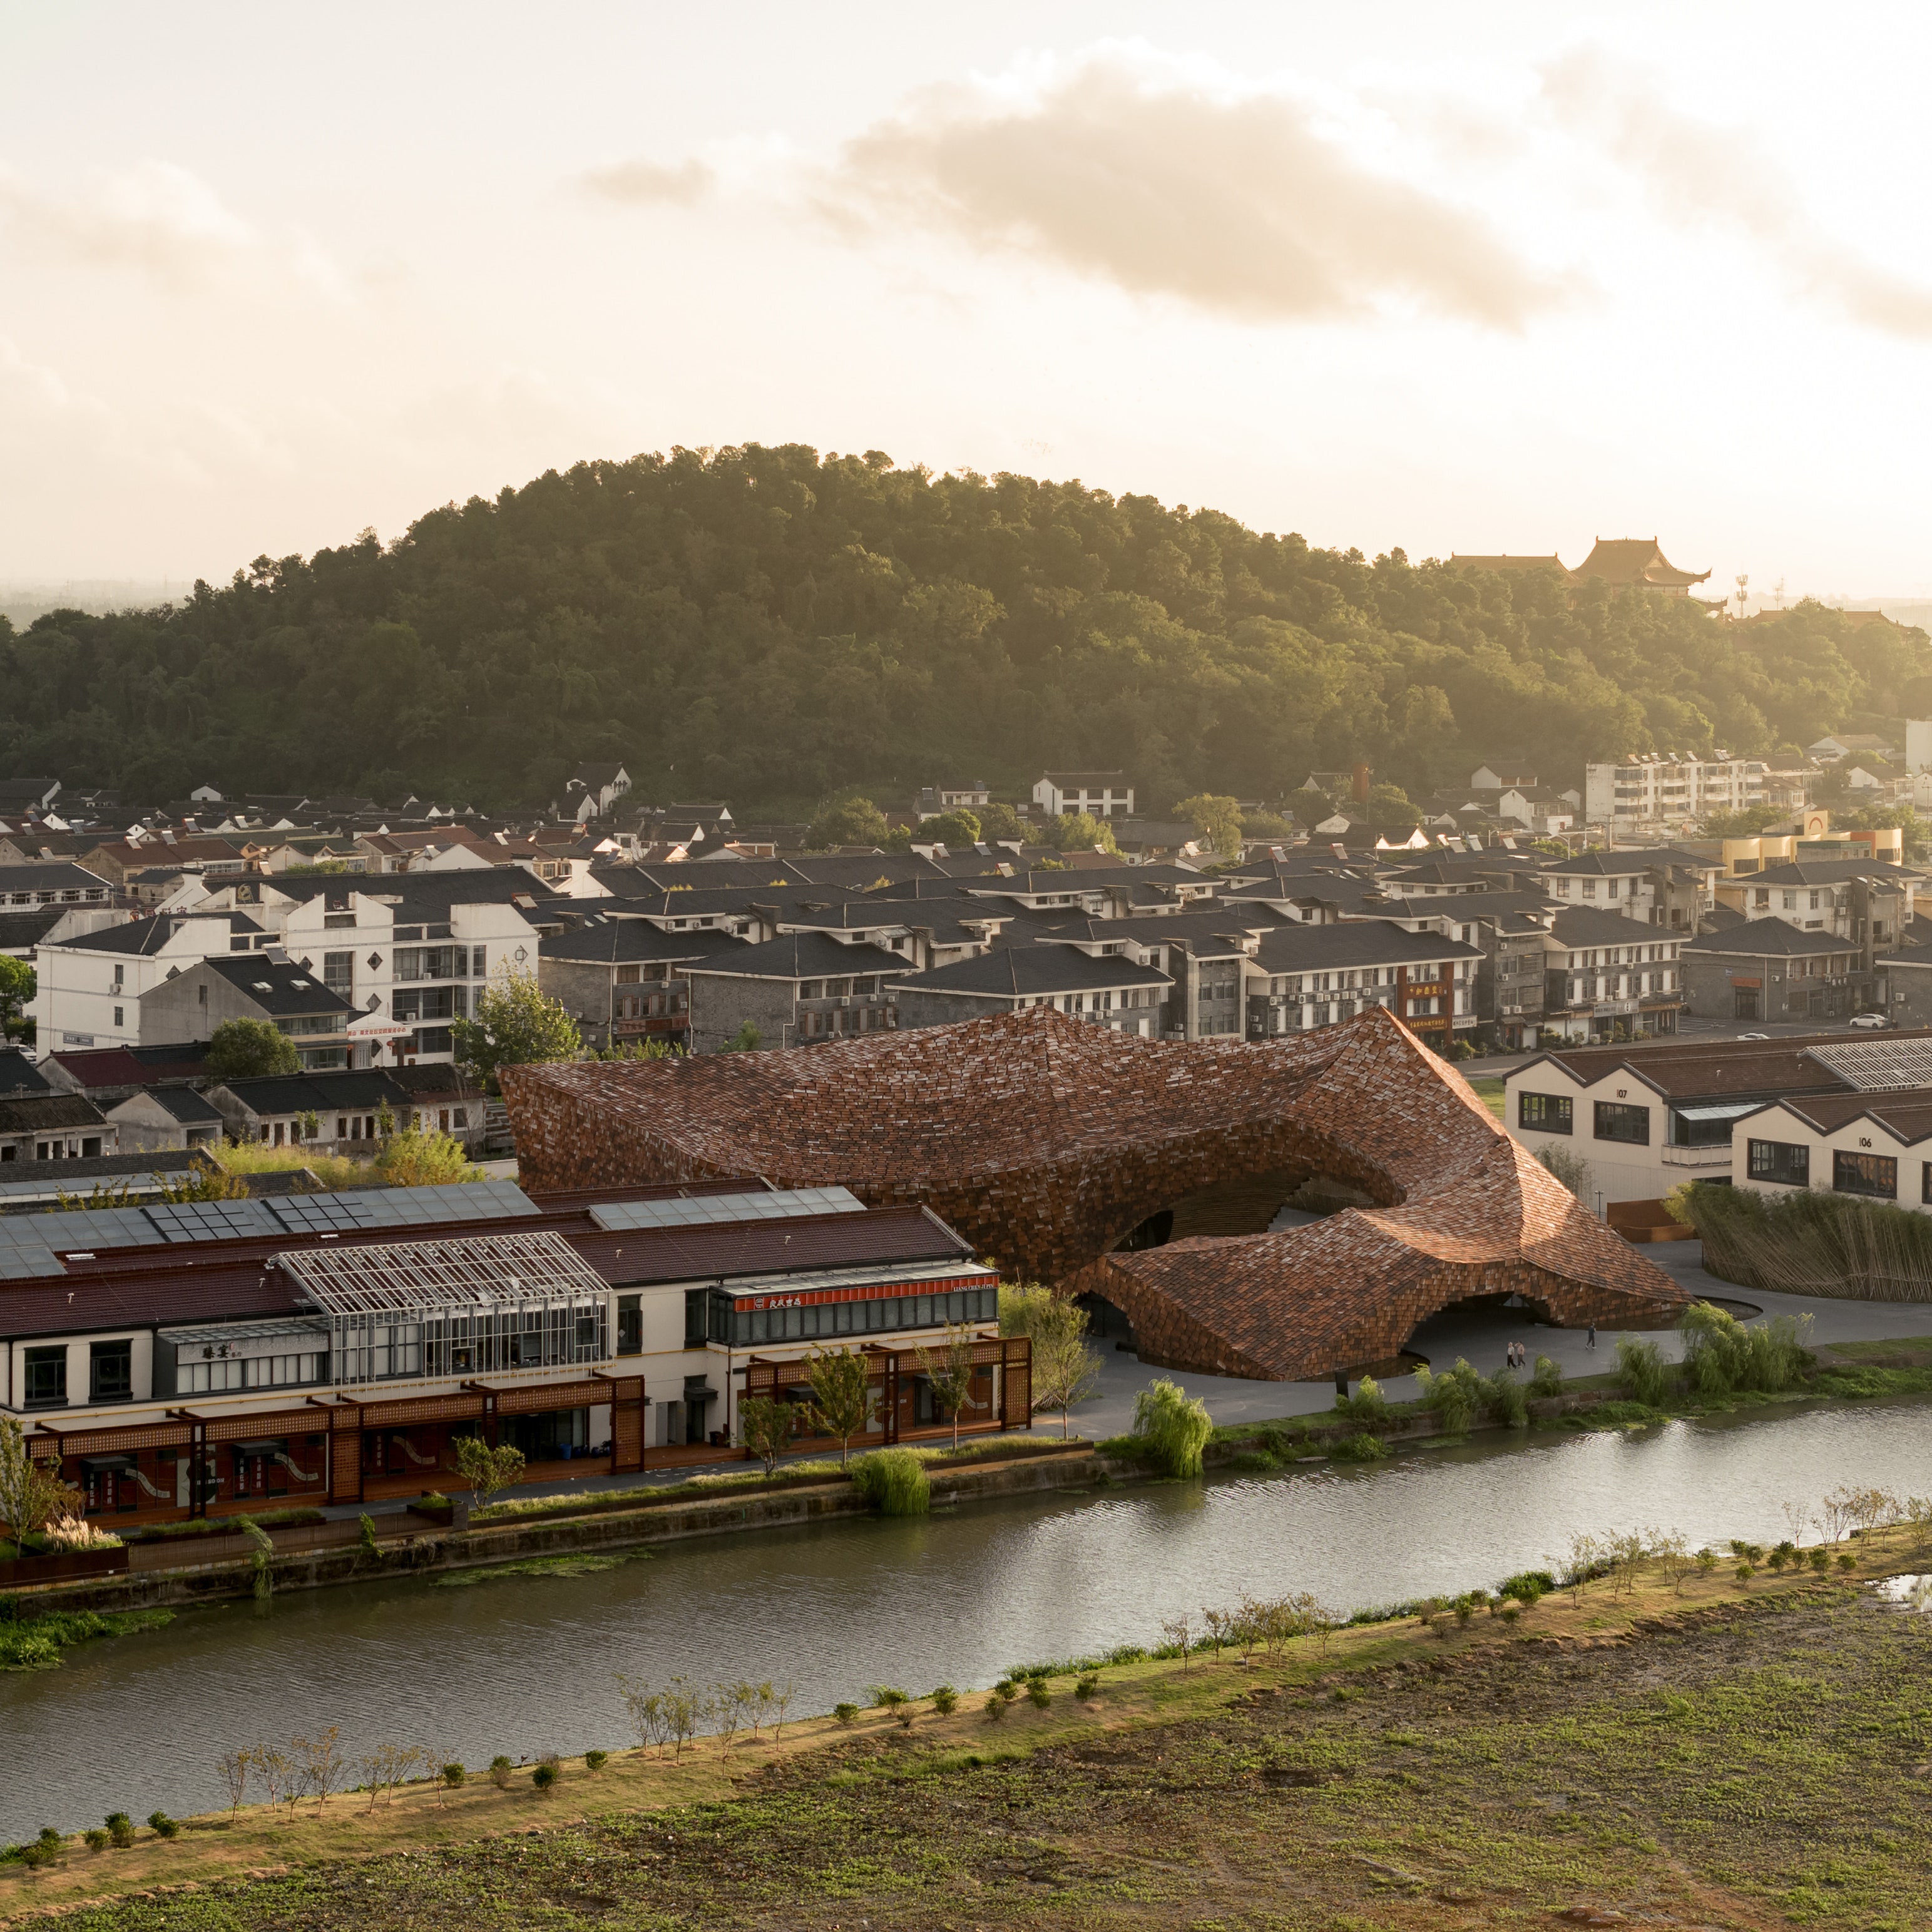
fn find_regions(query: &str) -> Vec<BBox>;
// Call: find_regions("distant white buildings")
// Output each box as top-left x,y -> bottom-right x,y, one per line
1584,754 -> 1764,837
1033,771 -> 1135,819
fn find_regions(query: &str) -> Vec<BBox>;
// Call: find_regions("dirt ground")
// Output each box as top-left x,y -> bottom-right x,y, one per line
8,1560 -> 1932,1931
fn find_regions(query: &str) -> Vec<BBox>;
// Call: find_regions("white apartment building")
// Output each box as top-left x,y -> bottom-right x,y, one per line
1032,771 -> 1136,819
29,912 -> 274,1055
1585,754 -> 1765,836
156,876 -> 556,1068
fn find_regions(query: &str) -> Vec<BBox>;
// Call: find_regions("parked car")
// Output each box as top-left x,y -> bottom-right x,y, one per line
1736,1032 -> 1769,1040
1846,1011 -> 1891,1030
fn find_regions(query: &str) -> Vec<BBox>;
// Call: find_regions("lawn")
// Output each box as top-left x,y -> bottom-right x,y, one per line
1466,1075 -> 1507,1119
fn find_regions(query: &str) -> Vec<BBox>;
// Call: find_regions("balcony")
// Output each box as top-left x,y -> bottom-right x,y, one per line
1661,1143 -> 1732,1170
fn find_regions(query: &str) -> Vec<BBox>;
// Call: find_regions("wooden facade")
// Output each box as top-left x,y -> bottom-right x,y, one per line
741,1334 -> 1031,1448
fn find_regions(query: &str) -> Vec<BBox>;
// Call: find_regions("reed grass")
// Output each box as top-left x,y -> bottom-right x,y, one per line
1679,1183 -> 1932,1301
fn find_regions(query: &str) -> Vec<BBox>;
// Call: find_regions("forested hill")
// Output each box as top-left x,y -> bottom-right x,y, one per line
4,444 -> 1928,814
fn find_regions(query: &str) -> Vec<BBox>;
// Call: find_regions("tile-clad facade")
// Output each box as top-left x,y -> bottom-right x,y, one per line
506,1005 -> 1685,1379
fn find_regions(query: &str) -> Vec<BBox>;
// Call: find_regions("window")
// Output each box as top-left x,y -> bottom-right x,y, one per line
89,1339 -> 133,1403
1518,1093 -> 1573,1133
23,1345 -> 67,1408
113,1006 -> 123,1028
1748,1140 -> 1809,1185
323,951 -> 353,996
1834,1150 -> 1897,1199
1594,1101 -> 1650,1145
617,1295 -> 642,1354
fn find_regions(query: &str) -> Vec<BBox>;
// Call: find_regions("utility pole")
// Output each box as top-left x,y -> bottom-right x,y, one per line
1734,573 -> 1750,621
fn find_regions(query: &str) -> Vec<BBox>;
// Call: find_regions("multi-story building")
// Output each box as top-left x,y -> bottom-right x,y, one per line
1507,1030 -> 1932,1206
1585,754 -> 1764,837
1244,923 -> 1483,1050
1681,921 -> 1872,1025
1533,847 -> 1720,931
1031,771 -> 1135,819
888,945 -> 1172,1034
1537,906 -> 1685,1043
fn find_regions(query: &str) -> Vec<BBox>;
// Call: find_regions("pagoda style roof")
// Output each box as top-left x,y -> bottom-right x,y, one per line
1573,538 -> 1710,590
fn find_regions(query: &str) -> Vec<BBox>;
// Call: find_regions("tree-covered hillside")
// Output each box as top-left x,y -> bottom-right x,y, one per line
4,445 -> 1926,812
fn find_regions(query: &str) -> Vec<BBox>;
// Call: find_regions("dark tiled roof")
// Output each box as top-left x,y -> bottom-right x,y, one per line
1734,860 -> 1919,886
1762,1086 -> 1932,1143
109,1085 -> 226,1125
1538,848 -> 1712,876
683,933 -> 904,981
44,913 -> 262,956
0,863 -> 113,896
1517,1031 -> 1932,1100
1254,925 -> 1483,972
887,947 -> 1171,998
213,1068 -> 414,1117
1682,921 -> 1856,959
199,956 -> 358,1017
0,1091 -> 109,1134
539,917 -> 749,966
49,1042 -> 212,1090
1549,906 -> 1679,944
0,908 -> 70,950
0,1050 -> 51,1099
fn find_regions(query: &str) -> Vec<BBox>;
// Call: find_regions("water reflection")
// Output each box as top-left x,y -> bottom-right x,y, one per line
4,1395 -> 1930,1838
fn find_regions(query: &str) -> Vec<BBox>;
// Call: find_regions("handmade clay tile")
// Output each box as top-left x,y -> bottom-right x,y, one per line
504,1005 -> 1686,1380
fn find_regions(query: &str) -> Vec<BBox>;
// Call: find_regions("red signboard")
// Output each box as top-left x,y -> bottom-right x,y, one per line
735,1272 -> 989,1314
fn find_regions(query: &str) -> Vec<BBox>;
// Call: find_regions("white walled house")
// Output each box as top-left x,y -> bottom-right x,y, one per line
1507,1031 -> 1932,1206
1734,1088 -> 1932,1210
28,912 -> 271,1056
1032,771 -> 1135,819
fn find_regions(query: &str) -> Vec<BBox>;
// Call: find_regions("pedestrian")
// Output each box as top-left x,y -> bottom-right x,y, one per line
1587,1322 -> 1597,1351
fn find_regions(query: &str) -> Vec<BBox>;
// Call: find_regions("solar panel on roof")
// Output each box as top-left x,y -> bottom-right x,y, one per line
588,1186 -> 865,1234
267,1193 -> 382,1234
8,1205 -> 172,1253
0,1242 -> 62,1279
143,1199 -> 280,1244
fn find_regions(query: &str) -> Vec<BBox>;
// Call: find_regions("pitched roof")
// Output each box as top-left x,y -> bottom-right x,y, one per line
1734,859 -> 1919,886
48,1041 -> 213,1090
44,912 -> 263,956
1682,920 -> 1856,959
1512,1030 -> 1932,1101
1573,538 -> 1710,589
887,947 -> 1172,999
682,933 -> 905,981
1538,847 -> 1712,876
0,1049 -> 52,1099
212,1068 -> 414,1117
1756,1086 -> 1932,1145
0,1091 -> 109,1135
0,863 -> 114,897
538,917 -> 749,966
195,956 -> 359,1016
1254,925 -> 1483,972
107,1085 -> 226,1125
1550,906 -> 1674,944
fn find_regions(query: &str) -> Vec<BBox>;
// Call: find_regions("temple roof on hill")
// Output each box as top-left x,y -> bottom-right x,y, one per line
1573,538 -> 1710,589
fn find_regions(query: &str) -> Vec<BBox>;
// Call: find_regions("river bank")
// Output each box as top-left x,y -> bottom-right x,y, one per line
7,1342 -> 1931,1624
4,1521 -> 1929,1929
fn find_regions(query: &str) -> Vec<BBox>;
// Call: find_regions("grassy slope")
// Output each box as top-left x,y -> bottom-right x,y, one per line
7,1529 -> 1932,1930
1466,1076 -> 1507,1120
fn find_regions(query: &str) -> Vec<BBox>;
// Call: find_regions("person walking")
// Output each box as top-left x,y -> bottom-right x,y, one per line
1587,1322 -> 1597,1352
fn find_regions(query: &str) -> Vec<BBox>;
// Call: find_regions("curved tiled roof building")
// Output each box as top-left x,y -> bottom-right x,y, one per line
504,1005 -> 1685,1380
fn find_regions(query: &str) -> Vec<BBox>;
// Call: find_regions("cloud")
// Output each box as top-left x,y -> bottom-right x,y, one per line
819,51 -> 1561,328
1543,49 -> 1932,339
0,158 -> 347,299
580,157 -> 715,208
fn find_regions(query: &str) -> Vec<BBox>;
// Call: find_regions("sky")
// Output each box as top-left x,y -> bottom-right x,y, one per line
4,2 -> 1932,601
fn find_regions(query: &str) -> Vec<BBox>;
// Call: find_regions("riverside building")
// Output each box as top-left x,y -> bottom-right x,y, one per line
0,1178 -> 1023,1526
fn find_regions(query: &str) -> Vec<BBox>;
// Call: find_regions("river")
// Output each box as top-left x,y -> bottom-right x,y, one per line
5,1394 -> 1931,1840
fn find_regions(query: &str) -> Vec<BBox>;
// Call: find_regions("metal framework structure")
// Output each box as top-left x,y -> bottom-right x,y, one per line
276,1230 -> 613,1389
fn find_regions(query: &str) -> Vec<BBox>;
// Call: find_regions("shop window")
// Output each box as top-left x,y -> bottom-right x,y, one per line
89,1339 -> 133,1403
23,1345 -> 67,1408
1834,1150 -> 1897,1199
1593,1101 -> 1650,1145
1747,1140 -> 1809,1187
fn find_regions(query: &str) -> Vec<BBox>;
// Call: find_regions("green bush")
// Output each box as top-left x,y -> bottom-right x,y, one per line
1679,1301 -> 1812,1396
1615,1336 -> 1672,1408
531,1761 -> 558,1791
1487,1368 -> 1530,1429
1497,1569 -> 1554,1605
1528,1354 -> 1565,1399
1414,1358 -> 1485,1434
1332,1375 -> 1389,1423
834,1702 -> 859,1725
489,1754 -> 513,1789
584,1750 -> 608,1772
1026,1679 -> 1052,1709
105,1813 -> 133,1849
931,1685 -> 959,1716
146,1811 -> 178,1839
1330,1432 -> 1391,1462
83,1829 -> 108,1853
1128,1379 -> 1213,1478
442,1763 -> 465,1788
1075,1672 -> 1100,1700
871,1685 -> 909,1711
851,1449 -> 930,1517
